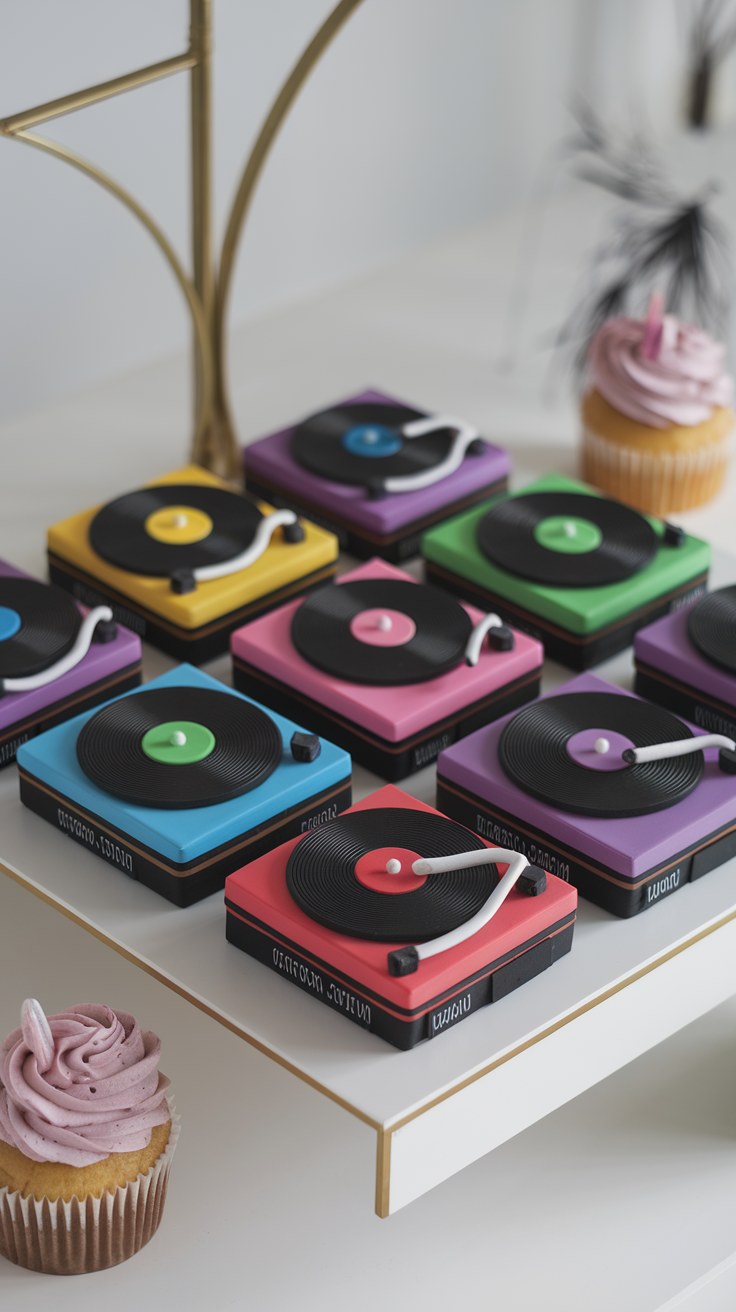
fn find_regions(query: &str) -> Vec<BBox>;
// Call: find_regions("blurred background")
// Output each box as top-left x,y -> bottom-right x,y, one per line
2,0 -> 735,425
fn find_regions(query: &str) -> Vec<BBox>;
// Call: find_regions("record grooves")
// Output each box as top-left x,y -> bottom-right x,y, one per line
291,403 -> 455,488
0,578 -> 81,678
687,586 -> 736,673
477,491 -> 658,586
291,579 -> 473,684
285,808 -> 498,941
77,686 -> 282,808
89,483 -> 263,576
498,692 -> 702,817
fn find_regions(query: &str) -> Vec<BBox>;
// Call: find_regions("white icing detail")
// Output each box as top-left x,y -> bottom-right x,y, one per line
381,413 -> 479,493
21,998 -> 54,1074
385,859 -> 402,875
594,737 -> 610,754
3,606 -> 113,692
192,508 -> 297,582
629,733 -> 735,763
170,731 -> 187,747
464,612 -> 503,666
408,848 -> 529,962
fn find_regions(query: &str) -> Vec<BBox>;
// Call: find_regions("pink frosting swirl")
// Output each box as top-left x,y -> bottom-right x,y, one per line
0,1002 -> 170,1167
588,314 -> 733,428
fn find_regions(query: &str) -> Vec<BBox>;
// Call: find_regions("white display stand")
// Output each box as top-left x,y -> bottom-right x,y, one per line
3,560 -> 736,1216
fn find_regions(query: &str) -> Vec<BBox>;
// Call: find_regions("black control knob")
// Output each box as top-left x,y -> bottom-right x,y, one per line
489,625 -> 514,651
388,945 -> 419,976
92,618 -> 118,644
282,520 -> 305,544
517,865 -> 547,896
170,569 -> 197,594
290,731 -> 321,763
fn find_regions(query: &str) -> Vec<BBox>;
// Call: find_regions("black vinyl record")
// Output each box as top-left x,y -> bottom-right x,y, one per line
499,691 -> 702,817
477,491 -> 657,586
0,578 -> 81,679
76,686 -> 282,809
291,579 -> 473,685
687,586 -> 736,673
291,403 -> 456,488
89,484 -> 263,576
286,808 -> 497,941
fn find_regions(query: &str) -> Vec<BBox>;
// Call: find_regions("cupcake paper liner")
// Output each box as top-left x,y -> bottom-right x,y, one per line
581,424 -> 734,516
0,1102 -> 179,1277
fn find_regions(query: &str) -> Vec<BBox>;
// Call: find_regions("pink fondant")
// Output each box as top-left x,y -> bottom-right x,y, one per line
588,314 -> 733,427
225,786 -> 577,1011
0,1003 -> 170,1167
565,728 -> 634,772
349,608 -> 417,647
230,558 -> 544,743
641,291 -> 665,361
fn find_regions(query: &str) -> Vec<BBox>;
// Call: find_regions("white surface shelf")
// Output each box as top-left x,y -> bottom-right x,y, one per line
3,570 -> 736,1216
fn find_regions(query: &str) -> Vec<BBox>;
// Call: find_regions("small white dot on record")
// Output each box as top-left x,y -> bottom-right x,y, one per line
564,521 -> 577,537
172,514 -> 188,529
169,731 -> 187,747
594,737 -> 610,754
377,614 -> 392,631
385,859 -> 402,875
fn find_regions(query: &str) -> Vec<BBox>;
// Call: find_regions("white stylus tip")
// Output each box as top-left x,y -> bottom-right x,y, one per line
170,730 -> 187,747
377,614 -> 392,631
564,520 -> 577,537
594,737 -> 610,754
385,859 -> 402,875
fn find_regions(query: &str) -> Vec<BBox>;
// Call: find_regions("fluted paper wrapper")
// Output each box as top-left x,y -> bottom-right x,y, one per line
581,423 -> 733,516
0,1105 -> 179,1276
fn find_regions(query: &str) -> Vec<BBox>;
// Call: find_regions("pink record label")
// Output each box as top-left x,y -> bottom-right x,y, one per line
349,607 -> 417,647
565,728 -> 635,772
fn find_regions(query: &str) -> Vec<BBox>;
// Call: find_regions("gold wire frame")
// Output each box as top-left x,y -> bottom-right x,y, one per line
0,0 -> 366,479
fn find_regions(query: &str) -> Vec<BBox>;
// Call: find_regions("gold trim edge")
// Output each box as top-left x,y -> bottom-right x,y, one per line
3,857 -> 736,1218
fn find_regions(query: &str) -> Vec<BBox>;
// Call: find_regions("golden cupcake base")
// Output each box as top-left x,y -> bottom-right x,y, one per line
580,390 -> 734,516
0,1108 -> 179,1276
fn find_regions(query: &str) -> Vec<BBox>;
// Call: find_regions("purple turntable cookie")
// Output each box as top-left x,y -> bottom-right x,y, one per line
243,389 -> 510,563
437,671 -> 736,917
0,559 -> 142,767
634,591 -> 736,739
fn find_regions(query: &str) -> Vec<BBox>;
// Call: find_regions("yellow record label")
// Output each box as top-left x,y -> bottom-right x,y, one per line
144,505 -> 213,545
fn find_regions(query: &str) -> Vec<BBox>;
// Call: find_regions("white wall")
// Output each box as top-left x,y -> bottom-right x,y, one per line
0,0 -> 704,422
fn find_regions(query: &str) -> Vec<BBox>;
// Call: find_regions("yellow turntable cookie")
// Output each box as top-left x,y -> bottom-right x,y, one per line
47,465 -> 339,662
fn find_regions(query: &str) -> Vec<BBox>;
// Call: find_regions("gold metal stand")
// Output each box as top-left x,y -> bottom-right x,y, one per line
0,0 -> 365,480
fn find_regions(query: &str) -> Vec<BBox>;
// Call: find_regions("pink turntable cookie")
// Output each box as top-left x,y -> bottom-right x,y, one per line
230,557 -> 543,780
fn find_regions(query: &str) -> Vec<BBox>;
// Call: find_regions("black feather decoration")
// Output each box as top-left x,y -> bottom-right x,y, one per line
686,0 -> 736,128
558,105 -> 731,375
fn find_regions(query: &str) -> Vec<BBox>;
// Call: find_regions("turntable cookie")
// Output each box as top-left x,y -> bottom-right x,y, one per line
244,389 -> 510,562
16,665 -> 351,906
47,464 -> 339,662
225,785 -> 576,1049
